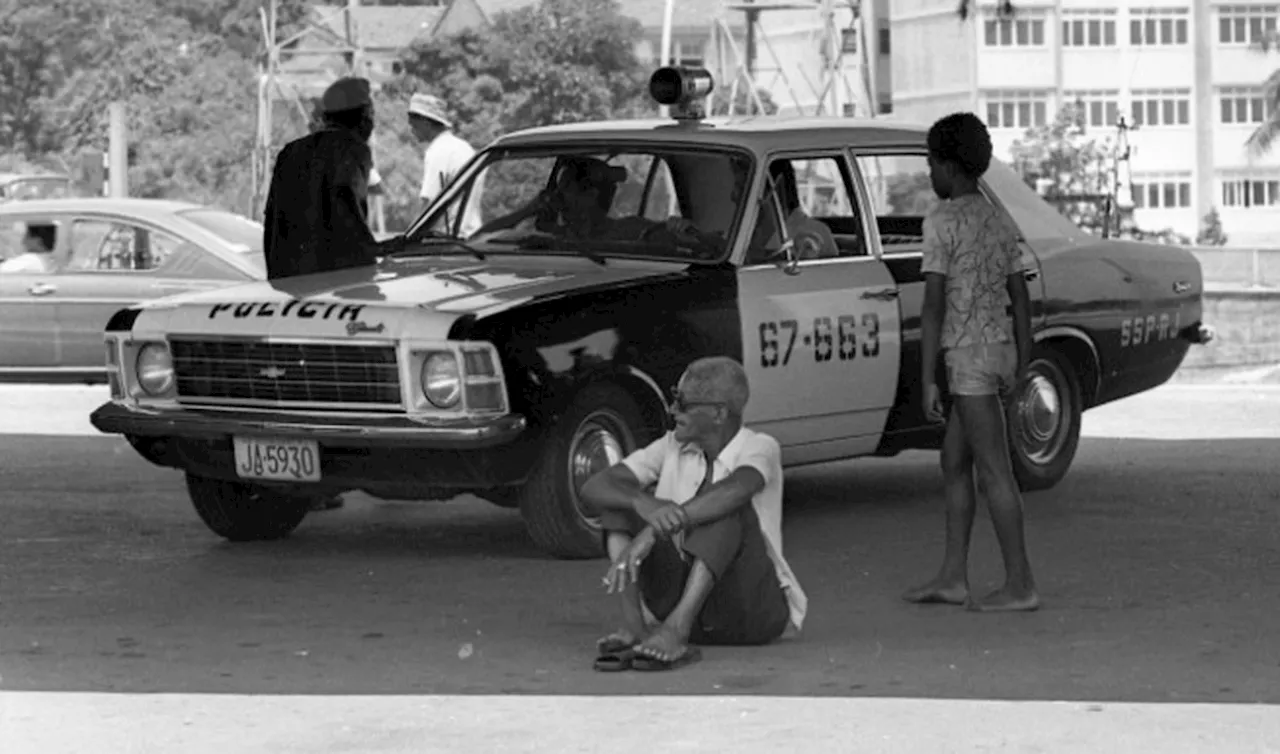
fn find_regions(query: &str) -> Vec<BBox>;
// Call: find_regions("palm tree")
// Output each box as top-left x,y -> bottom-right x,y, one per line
1247,35 -> 1280,156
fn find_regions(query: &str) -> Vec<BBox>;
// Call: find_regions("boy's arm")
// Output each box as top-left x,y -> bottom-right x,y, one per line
1006,268 -> 1033,372
919,212 -> 949,389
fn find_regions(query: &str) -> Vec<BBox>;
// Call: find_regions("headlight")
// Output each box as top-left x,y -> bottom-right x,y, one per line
420,351 -> 461,408
135,342 -> 175,396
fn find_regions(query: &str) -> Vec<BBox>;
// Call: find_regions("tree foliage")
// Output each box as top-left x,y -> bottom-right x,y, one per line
1197,207 -> 1228,246
1008,103 -> 1115,234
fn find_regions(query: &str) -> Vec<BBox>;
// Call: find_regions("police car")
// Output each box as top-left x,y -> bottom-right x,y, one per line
90,67 -> 1213,559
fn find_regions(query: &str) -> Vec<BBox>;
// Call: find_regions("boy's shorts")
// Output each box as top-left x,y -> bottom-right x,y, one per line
944,342 -> 1018,398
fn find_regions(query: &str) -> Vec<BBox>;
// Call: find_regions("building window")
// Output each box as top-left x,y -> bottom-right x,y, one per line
1221,176 -> 1280,207
671,40 -> 703,68
878,25 -> 890,55
983,13 -> 1046,47
1220,86 -> 1269,124
1130,7 -> 1190,46
1131,89 -> 1192,126
1062,10 -> 1118,47
984,91 -> 1049,129
1066,90 -> 1121,128
1218,4 -> 1280,44
1132,175 -> 1193,209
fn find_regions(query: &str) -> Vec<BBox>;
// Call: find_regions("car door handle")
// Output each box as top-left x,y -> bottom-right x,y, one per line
861,288 -> 899,300
1173,280 -> 1190,294
27,282 -> 57,296
1024,269 -> 1040,281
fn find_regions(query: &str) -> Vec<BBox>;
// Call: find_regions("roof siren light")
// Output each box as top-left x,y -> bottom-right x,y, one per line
650,66 -> 715,121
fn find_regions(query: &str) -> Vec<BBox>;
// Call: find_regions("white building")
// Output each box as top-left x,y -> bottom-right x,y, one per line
890,0 -> 1280,246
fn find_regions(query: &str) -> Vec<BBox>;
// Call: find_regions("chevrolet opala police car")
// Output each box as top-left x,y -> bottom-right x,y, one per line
91,67 -> 1213,559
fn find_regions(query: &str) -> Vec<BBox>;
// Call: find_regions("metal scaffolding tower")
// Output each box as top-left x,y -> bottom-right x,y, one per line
251,0 -> 363,220
710,0 -> 876,118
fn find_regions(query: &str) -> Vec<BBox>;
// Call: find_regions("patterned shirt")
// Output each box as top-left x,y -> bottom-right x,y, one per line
921,193 -> 1024,350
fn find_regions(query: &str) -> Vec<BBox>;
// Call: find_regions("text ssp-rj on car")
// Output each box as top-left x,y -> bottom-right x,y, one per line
90,68 -> 1213,559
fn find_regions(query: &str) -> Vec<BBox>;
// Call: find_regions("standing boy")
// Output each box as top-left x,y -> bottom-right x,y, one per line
904,112 -> 1040,612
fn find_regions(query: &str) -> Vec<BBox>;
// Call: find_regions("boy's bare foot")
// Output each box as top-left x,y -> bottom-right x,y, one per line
902,579 -> 969,605
966,587 -> 1040,612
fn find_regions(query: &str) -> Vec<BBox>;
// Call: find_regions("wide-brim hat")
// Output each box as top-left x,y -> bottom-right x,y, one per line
408,93 -> 452,128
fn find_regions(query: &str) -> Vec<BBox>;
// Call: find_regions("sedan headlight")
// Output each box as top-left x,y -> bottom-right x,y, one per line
135,342 -> 175,396
420,351 -> 461,408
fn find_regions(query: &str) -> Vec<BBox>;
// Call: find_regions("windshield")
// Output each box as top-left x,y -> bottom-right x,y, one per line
0,177 -> 72,202
408,145 -> 754,263
178,207 -> 266,272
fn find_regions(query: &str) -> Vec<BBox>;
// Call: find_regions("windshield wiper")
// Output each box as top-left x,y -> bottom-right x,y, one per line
390,234 -> 486,262
487,235 -> 607,266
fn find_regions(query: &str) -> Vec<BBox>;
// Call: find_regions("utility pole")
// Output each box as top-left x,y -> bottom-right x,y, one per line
107,102 -> 129,198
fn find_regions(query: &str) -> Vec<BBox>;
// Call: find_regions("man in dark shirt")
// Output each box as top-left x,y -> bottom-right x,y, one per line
263,76 -> 398,280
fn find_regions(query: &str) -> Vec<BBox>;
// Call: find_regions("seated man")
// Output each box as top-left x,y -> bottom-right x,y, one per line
580,356 -> 807,672
0,223 -> 58,274
476,156 -> 718,249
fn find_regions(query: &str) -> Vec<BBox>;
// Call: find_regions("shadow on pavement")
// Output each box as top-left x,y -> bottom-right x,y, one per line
2,434 -> 1279,704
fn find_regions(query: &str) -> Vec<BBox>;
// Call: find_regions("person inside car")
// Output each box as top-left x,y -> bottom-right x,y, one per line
580,356 -> 807,672
0,223 -> 59,274
746,161 -> 838,265
474,157 -> 719,249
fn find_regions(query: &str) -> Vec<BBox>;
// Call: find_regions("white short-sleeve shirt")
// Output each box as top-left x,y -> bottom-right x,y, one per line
419,130 -> 476,204
621,427 -> 808,634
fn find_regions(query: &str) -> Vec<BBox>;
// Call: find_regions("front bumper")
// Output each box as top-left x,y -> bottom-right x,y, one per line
1180,322 -> 1216,345
90,402 -> 535,495
90,401 -> 527,449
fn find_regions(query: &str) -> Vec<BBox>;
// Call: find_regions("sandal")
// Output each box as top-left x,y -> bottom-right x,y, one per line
593,646 -> 638,672
632,645 -> 702,672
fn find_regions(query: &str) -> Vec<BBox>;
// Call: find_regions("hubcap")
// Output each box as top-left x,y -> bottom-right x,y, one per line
567,410 -> 632,528
1012,360 -> 1069,465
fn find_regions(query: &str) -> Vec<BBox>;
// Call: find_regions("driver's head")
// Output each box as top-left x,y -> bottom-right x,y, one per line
553,157 -> 626,219
24,224 -> 56,254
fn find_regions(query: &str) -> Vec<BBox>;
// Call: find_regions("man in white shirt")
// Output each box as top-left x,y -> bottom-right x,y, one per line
0,224 -> 58,274
581,356 -> 807,672
408,93 -> 475,212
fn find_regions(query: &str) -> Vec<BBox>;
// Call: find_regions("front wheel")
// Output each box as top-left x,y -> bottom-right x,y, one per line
1008,348 -> 1083,492
515,384 -> 651,559
185,474 -> 311,542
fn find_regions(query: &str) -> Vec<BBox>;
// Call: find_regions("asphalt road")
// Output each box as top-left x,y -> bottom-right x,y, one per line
1,381 -> 1279,751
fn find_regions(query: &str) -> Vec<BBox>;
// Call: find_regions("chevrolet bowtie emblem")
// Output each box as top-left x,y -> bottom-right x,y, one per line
260,366 -> 286,379
346,320 -> 386,336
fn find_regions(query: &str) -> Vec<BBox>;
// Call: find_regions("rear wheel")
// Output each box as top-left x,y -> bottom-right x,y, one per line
516,383 -> 651,559
1008,347 -> 1083,492
185,473 -> 311,541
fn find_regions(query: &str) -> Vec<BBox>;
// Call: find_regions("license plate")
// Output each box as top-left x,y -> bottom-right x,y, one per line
233,436 -> 321,482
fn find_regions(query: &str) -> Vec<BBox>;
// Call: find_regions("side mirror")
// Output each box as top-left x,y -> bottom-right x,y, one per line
774,238 -> 800,276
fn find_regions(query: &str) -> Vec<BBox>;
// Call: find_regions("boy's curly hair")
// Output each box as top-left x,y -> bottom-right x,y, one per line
926,112 -> 993,180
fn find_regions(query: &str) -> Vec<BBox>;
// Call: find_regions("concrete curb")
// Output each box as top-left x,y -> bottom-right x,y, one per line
1,693 -> 1278,754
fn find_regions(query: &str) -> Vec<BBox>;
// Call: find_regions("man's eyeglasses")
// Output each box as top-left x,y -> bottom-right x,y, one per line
669,387 -> 725,414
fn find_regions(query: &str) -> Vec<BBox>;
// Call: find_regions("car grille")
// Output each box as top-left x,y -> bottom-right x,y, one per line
169,338 -> 402,410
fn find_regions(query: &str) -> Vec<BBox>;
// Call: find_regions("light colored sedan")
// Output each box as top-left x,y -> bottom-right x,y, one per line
0,198 -> 265,381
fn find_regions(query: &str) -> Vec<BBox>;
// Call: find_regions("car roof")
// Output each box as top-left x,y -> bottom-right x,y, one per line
0,172 -> 68,182
493,115 -> 931,152
0,197 -> 209,220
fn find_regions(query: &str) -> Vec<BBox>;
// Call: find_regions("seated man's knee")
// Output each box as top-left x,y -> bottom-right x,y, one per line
682,511 -> 746,579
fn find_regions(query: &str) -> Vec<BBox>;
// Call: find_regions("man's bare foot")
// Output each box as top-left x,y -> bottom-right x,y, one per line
902,579 -> 969,605
966,587 -> 1040,612
635,624 -> 691,662
596,629 -> 641,653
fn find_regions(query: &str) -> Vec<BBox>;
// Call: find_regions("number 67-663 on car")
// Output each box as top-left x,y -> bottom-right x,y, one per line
88,67 -> 1213,560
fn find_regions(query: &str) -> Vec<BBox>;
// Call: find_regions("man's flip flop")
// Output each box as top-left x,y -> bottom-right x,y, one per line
593,647 -> 638,672
632,646 -> 702,672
